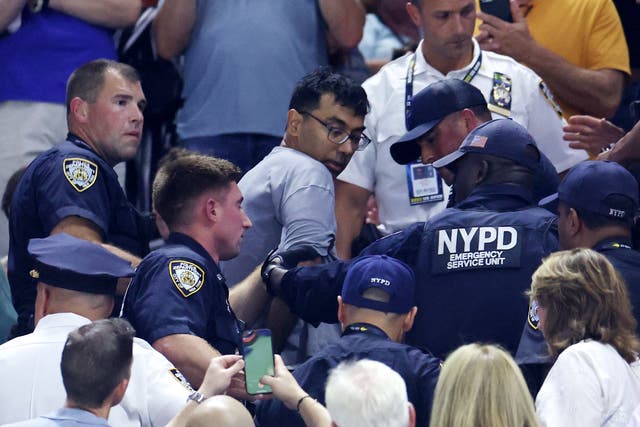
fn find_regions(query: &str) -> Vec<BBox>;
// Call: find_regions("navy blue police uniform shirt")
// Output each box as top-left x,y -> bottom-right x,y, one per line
276,184 -> 559,360
122,232 -> 242,355
8,134 -> 150,336
254,323 -> 441,427
516,235 -> 640,367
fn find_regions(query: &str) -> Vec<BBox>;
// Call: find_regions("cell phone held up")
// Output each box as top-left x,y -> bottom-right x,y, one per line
479,0 -> 513,22
242,329 -> 275,395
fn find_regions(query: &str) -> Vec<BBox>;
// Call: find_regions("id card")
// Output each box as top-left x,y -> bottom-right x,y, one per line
406,163 -> 444,206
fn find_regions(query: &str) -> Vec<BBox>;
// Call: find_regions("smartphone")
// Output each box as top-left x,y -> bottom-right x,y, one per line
242,329 -> 275,395
479,0 -> 512,22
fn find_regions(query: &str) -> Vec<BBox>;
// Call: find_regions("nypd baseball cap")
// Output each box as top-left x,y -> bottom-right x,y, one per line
390,79 -> 487,165
28,233 -> 135,295
341,255 -> 415,314
539,160 -> 639,219
433,119 -> 540,172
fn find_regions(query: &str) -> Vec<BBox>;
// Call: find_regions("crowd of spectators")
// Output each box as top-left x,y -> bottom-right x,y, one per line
2,0 -> 640,426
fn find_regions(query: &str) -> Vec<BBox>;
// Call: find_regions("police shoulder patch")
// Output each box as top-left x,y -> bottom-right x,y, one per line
169,260 -> 205,297
169,368 -> 195,392
527,300 -> 539,330
63,157 -> 98,192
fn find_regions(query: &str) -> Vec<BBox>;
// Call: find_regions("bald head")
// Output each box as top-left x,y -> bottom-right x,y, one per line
185,395 -> 254,427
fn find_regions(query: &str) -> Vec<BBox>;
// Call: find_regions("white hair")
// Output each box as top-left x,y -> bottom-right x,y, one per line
325,359 -> 410,427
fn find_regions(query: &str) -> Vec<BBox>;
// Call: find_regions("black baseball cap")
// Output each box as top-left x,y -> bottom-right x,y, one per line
390,79 -> 487,165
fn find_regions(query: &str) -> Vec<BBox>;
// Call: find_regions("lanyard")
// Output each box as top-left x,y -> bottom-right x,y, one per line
404,52 -> 483,129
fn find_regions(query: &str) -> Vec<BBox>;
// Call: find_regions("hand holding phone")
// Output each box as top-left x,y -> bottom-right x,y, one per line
479,0 -> 513,22
242,329 -> 275,395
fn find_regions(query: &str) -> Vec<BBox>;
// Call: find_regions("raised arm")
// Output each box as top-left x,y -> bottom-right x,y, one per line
152,0 -> 196,60
319,0 -> 365,49
49,0 -> 141,28
477,0 -> 627,118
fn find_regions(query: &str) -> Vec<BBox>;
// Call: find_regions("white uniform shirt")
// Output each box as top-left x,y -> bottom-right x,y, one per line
536,340 -> 640,427
0,313 -> 191,426
339,38 -> 588,233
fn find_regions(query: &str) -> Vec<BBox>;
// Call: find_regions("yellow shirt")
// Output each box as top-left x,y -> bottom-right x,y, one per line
475,0 -> 630,118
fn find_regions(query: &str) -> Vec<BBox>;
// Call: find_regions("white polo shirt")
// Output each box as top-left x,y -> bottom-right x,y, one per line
0,313 -> 191,426
339,39 -> 587,233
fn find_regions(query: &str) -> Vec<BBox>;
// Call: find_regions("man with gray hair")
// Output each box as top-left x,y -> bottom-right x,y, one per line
325,359 -> 416,427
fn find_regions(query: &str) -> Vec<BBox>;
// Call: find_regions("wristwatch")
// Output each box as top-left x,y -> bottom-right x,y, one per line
187,391 -> 206,404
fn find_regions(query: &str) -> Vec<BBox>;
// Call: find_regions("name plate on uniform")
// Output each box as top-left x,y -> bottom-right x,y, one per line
406,163 -> 444,206
431,225 -> 523,274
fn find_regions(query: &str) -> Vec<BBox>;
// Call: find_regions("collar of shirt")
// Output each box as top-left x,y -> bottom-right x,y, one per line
67,133 -> 98,155
455,183 -> 535,211
44,407 -> 110,427
341,322 -> 390,340
593,236 -> 634,252
33,312 -> 91,335
167,232 -> 218,266
415,38 -> 482,80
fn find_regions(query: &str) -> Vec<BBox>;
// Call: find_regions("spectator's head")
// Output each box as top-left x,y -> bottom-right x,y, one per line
152,153 -> 251,262
433,119 -> 541,205
391,80 -> 490,167
325,359 -> 415,427
66,59 -> 146,166
406,0 -> 476,69
61,318 -> 134,412
2,165 -> 27,219
286,67 -> 370,178
185,395 -> 254,427
530,248 -> 640,362
28,233 -> 135,324
429,343 -> 537,427
339,255 -> 417,343
539,161 -> 639,249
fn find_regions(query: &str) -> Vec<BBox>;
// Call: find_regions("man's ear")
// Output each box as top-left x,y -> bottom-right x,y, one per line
460,108 -> 480,132
402,306 -> 418,333
476,159 -> 490,184
337,296 -> 346,326
286,109 -> 304,137
205,196 -> 220,224
69,97 -> 89,123
406,2 -> 422,27
567,207 -> 582,236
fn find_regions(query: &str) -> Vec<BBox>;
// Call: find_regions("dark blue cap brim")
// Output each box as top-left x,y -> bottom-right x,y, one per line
538,192 -> 560,214
432,149 -> 466,169
391,119 -> 442,165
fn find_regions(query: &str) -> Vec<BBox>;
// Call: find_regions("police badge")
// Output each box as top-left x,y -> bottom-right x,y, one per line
488,72 -> 512,118
63,158 -> 98,192
169,260 -> 205,297
527,300 -> 539,330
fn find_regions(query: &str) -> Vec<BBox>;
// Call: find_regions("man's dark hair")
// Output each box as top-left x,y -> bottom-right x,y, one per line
469,104 -> 493,122
153,153 -> 242,229
66,59 -> 141,114
61,318 -> 134,409
2,165 -> 27,218
289,67 -> 369,117
572,195 -> 636,229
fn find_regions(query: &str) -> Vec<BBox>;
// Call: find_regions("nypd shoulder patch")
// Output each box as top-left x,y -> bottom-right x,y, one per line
169,368 -> 195,392
63,158 -> 98,192
169,260 -> 205,297
527,300 -> 539,330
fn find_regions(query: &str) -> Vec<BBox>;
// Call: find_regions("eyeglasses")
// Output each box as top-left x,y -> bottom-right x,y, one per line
299,111 -> 371,151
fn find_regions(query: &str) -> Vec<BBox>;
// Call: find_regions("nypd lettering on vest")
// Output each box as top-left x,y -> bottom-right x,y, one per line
63,158 -> 98,192
169,260 -> 205,297
432,226 -> 522,274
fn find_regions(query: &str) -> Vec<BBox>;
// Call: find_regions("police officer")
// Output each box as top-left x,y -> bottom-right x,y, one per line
389,79 -> 560,203
8,59 -> 150,337
264,119 -> 558,359
0,233 -> 191,426
122,153 -> 266,389
517,161 -> 640,371
256,254 -> 440,427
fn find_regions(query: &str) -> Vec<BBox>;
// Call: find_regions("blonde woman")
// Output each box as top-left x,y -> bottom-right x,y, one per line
429,343 -> 538,427
531,248 -> 640,427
